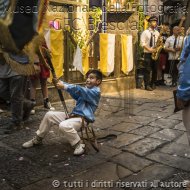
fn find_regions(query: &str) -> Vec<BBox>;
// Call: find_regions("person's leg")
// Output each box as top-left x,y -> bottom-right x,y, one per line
22,99 -> 35,121
40,78 -> 55,110
40,78 -> 48,99
0,78 -> 9,114
30,78 -> 38,101
182,105 -> 190,145
30,78 -> 38,112
161,53 -> 167,85
144,66 -> 149,89
169,60 -> 176,86
157,53 -> 166,85
59,117 -> 84,146
22,111 -> 67,148
59,117 -> 86,155
0,78 -> 10,101
151,60 -> 158,89
161,70 -> 165,85
9,75 -> 25,124
29,78 -> 39,114
157,57 -> 162,83
172,60 -> 179,86
143,54 -> 152,90
36,111 -> 66,138
166,60 -> 173,86
4,75 -> 25,133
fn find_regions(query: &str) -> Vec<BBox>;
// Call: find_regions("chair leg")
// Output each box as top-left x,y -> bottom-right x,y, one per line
80,124 -> 99,152
87,125 -> 99,152
80,127 -> 85,144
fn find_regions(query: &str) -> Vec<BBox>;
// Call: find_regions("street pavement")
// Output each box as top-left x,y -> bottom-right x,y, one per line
0,86 -> 190,190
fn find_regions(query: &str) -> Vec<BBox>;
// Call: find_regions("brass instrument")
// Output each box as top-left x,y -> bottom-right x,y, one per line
151,27 -> 164,61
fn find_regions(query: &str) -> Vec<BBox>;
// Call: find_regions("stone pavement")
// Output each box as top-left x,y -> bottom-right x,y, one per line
0,86 -> 190,190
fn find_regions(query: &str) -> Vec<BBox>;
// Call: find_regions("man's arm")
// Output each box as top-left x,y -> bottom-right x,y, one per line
143,45 -> 156,53
164,38 -> 176,53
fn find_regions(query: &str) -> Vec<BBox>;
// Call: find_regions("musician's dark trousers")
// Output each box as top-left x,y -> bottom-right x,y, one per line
169,60 -> 179,85
0,75 -> 25,124
143,53 -> 157,88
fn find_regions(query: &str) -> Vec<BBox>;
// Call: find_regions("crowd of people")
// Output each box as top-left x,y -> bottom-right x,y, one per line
140,15 -> 190,146
140,16 -> 187,91
1,14 -> 190,155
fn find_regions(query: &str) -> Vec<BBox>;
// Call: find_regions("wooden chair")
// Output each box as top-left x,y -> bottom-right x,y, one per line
80,118 -> 99,152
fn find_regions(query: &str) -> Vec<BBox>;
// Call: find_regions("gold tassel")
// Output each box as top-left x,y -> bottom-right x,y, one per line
3,52 -> 36,76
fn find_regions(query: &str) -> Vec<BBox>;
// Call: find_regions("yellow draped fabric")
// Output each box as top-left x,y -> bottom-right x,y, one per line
99,33 -> 115,76
121,34 -> 133,75
49,29 -> 64,80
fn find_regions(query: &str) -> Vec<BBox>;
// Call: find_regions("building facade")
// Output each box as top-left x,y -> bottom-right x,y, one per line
43,0 -> 140,96
161,0 -> 189,29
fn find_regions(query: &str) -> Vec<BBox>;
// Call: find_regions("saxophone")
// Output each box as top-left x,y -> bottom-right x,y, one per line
152,27 -> 164,61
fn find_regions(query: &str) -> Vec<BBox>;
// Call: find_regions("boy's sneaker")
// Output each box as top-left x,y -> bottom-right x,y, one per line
73,143 -> 85,156
22,136 -> 43,148
44,99 -> 55,110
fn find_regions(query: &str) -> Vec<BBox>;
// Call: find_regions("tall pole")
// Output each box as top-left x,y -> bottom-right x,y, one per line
102,0 -> 107,33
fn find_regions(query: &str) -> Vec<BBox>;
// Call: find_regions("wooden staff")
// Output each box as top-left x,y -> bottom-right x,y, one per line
39,46 -> 69,118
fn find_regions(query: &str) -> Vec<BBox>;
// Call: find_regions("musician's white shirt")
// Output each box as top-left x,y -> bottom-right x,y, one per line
164,35 -> 184,60
140,28 -> 160,53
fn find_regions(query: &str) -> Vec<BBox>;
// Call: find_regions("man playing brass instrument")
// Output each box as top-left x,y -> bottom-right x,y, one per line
164,26 -> 183,87
140,16 -> 159,91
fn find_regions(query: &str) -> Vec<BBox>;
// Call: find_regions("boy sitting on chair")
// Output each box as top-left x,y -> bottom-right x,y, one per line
22,69 -> 102,155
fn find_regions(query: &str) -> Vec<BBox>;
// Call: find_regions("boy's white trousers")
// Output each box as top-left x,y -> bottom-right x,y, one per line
36,111 -> 85,146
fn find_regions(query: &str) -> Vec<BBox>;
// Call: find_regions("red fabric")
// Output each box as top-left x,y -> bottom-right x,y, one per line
159,53 -> 168,70
30,63 -> 50,80
39,63 -> 50,79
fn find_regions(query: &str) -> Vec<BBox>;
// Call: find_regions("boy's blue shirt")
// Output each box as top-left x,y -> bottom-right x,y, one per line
63,82 -> 101,122
177,35 -> 190,101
